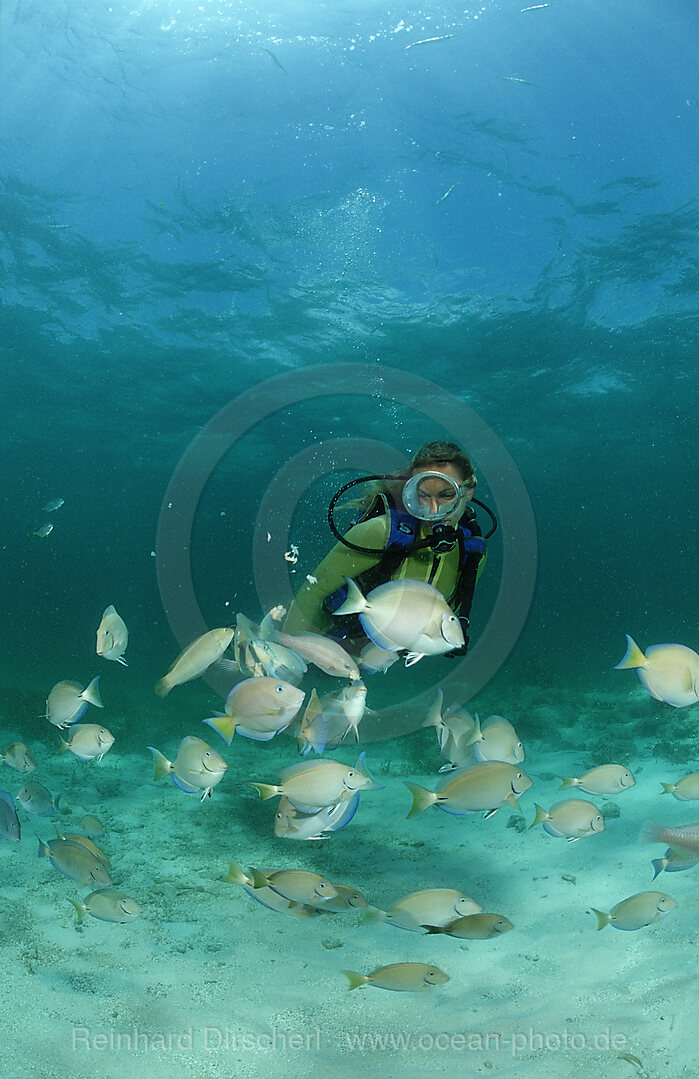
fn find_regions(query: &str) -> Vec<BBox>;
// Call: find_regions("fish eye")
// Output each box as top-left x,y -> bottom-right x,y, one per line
275,685 -> 285,693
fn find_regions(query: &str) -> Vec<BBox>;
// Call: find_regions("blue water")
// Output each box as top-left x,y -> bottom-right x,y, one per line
1,2 -> 697,1077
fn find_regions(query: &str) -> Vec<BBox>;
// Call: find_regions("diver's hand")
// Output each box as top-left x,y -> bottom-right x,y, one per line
444,635 -> 469,658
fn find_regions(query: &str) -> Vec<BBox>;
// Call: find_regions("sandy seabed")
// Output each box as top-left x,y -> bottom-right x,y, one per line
1,673 -> 696,1079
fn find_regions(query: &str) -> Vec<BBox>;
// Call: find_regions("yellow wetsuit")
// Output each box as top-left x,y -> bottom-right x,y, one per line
283,515 -> 480,637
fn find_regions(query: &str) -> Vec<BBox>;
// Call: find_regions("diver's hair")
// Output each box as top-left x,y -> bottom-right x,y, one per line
343,440 -> 476,518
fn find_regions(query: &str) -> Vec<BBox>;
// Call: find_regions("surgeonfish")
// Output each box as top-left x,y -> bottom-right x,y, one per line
45,678 -> 103,729
245,865 -> 338,906
38,837 -> 112,885
365,888 -> 481,932
650,848 -> 699,879
334,577 -> 464,665
422,913 -> 514,939
405,761 -> 532,819
614,635 -> 699,708
558,764 -> 635,795
641,820 -> 699,856
155,627 -> 234,697
69,888 -> 141,924
221,861 -> 319,918
0,742 -> 37,773
466,714 -> 525,765
29,522 -> 53,538
265,626 -> 360,681
590,891 -> 676,931
203,677 -> 304,746
344,963 -> 449,992
148,736 -> 227,801
81,815 -> 106,838
660,773 -> 699,801
317,681 -> 368,745
60,725 -> 115,762
358,642 -> 399,674
273,794 -> 360,840
319,884 -> 370,912
233,613 -> 307,683
427,693 -> 479,771
251,753 -> 380,813
54,830 -> 111,867
0,790 -> 21,841
530,799 -> 605,841
42,497 -> 64,512
96,605 -> 129,666
16,781 -> 61,818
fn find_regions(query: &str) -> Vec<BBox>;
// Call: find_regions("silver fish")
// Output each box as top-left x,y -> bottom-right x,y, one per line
69,888 -> 140,924
251,753 -> 380,813
334,577 -> 463,665
16,781 -> 61,818
274,794 -> 360,840
615,635 -> 699,708
148,735 -> 227,800
45,677 -> 103,729
559,764 -> 635,795
96,605 -> 129,666
406,761 -> 532,818
591,891 -> 676,931
203,677 -> 304,746
268,627 -> 360,681
366,888 -> 481,932
422,913 -> 514,939
60,724 -> 115,762
344,963 -> 449,992
42,497 -> 65,512
29,522 -> 53,538
0,790 -> 21,841
531,799 -> 605,841
0,742 -> 37,773
38,837 -> 112,885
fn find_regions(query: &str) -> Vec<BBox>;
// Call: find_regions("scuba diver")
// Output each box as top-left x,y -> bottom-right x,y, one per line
282,440 -> 496,658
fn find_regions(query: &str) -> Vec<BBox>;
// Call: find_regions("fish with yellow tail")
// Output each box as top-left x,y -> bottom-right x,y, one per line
155,627 -> 234,697
590,891 -> 676,931
250,753 -> 381,813
148,736 -> 227,800
0,742 -> 37,773
69,888 -> 141,925
334,576 -> 463,665
558,764 -> 635,795
96,605 -> 129,666
60,725 -> 114,762
530,799 -> 605,841
422,913 -> 513,939
405,761 -> 532,819
45,678 -> 103,729
650,847 -> 698,879
344,963 -> 450,992
274,795 -> 360,840
38,836 -> 112,886
659,772 -> 699,801
203,677 -> 304,746
614,634 -> 699,708
364,888 -> 481,932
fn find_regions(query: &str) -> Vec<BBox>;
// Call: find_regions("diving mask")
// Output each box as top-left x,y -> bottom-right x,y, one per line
401,470 -> 466,523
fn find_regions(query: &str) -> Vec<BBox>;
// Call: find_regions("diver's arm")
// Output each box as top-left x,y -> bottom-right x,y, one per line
282,516 -> 388,635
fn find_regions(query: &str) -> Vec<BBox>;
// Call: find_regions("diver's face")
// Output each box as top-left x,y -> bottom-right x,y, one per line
411,463 -> 472,522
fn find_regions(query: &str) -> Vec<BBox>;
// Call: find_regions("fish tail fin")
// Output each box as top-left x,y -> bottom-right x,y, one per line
530,804 -> 549,829
640,821 -> 666,845
659,783 -> 675,795
404,781 -> 437,818
154,677 -> 171,697
250,868 -> 269,889
221,859 -> 249,886
558,777 -> 578,791
59,739 -> 69,755
332,577 -> 367,617
590,908 -> 611,931
463,714 -> 482,746
68,898 -> 86,923
650,858 -> 666,880
361,906 -> 387,925
202,712 -> 237,746
147,747 -> 172,781
613,634 -> 646,670
343,970 -> 367,991
37,836 -> 49,858
82,676 -> 103,708
421,924 -> 445,934
249,782 -> 281,801
424,688 -> 444,729
116,657 -> 128,667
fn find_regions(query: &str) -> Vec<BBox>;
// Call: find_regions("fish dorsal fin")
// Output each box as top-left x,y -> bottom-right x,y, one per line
278,758 -> 340,783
